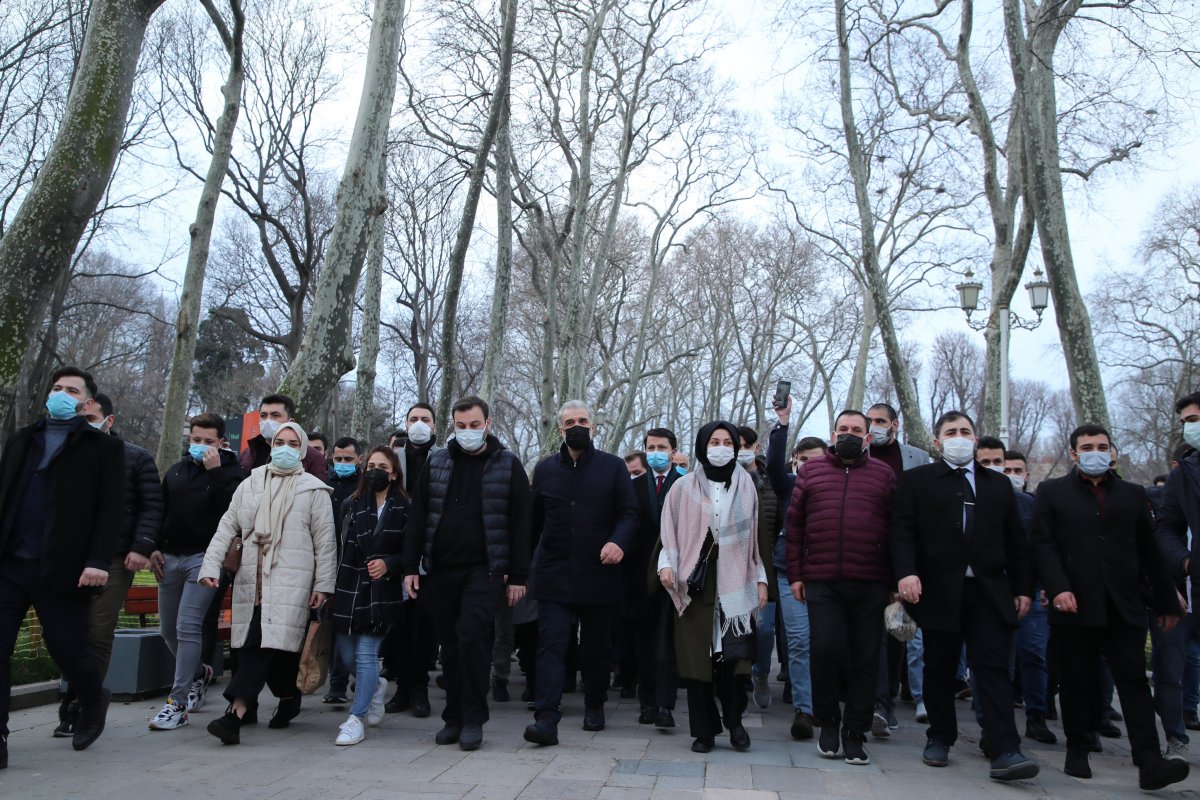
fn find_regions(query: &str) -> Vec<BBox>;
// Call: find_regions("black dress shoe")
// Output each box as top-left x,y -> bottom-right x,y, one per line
412,686 -> 431,718
72,689 -> 111,751
1024,716 -> 1057,744
691,737 -> 714,753
385,693 -> 410,714
53,698 -> 79,738
638,706 -> 656,725
492,679 -> 510,703
435,724 -> 461,745
268,695 -> 301,729
583,707 -> 605,731
790,711 -> 814,740
729,726 -> 751,752
1064,748 -> 1091,779
459,725 -> 483,751
1139,757 -> 1189,791
654,709 -> 676,729
1097,718 -> 1122,738
1186,710 -> 1200,731
524,717 -> 559,746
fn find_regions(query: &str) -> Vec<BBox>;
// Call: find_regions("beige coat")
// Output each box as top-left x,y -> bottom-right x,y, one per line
199,466 -> 337,651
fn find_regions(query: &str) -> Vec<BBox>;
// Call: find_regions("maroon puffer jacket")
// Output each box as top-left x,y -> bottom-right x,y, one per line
785,449 -> 896,585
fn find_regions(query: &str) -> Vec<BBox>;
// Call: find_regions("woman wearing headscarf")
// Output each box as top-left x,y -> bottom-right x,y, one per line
657,421 -> 768,753
330,445 -> 408,746
198,421 -> 337,744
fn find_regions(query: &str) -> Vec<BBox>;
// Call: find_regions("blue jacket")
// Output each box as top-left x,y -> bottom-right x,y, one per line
530,441 -> 638,605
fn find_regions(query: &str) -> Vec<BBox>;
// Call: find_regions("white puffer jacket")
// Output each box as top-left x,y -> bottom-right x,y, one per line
200,466 -> 337,651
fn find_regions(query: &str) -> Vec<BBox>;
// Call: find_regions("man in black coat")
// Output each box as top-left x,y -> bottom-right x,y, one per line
524,400 -> 638,746
1037,423 -> 1188,790
624,426 -> 682,728
0,366 -> 125,767
890,410 -> 1037,782
403,395 -> 531,752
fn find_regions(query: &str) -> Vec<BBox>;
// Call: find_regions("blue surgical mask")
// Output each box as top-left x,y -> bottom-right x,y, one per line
1184,421 -> 1200,452
46,391 -> 79,420
675,465 -> 687,477
1076,450 -> 1111,477
646,451 -> 670,472
270,445 -> 302,471
333,462 -> 357,478
188,444 -> 210,463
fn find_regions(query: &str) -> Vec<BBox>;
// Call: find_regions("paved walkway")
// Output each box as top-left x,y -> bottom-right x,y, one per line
0,675 -> 1192,799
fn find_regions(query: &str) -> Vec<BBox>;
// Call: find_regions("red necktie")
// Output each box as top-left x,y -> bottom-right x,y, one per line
656,475 -> 665,495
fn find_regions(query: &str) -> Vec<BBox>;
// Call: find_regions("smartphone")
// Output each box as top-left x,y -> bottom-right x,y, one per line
772,379 -> 791,409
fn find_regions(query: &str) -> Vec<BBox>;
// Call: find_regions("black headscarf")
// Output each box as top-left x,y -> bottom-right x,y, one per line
694,420 -> 741,486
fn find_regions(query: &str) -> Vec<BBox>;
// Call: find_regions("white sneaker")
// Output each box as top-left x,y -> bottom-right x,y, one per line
335,714 -> 365,746
148,699 -> 189,730
915,701 -> 928,723
186,664 -> 214,712
1166,737 -> 1188,761
367,677 -> 387,726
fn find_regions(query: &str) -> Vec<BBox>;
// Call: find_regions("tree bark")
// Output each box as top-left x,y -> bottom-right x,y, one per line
279,0 -> 404,419
0,0 -> 166,422
1003,0 -> 1110,427
434,0 -> 517,426
844,289 -> 874,410
351,162 -> 387,444
834,0 -> 931,452
155,0 -> 245,476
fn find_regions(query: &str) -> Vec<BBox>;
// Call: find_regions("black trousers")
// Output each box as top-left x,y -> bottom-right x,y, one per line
535,600 -> 615,720
432,565 -> 501,727
807,580 -> 888,736
685,658 -> 747,738
382,584 -> 437,690
0,558 -> 103,736
923,579 -> 1020,755
223,606 -> 300,706
631,593 -> 679,711
1056,612 -> 1163,765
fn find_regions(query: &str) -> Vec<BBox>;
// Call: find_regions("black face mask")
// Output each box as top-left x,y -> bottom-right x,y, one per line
834,433 -> 864,461
564,425 -> 591,450
365,469 -> 391,492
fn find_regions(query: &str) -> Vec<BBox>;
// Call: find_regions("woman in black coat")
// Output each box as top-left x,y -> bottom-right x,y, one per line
330,445 -> 408,746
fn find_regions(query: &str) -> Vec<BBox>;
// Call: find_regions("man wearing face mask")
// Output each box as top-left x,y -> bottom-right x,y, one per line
1035,424 -> 1186,790
891,410 -> 1037,781
238,394 -> 326,480
147,412 -> 243,731
785,409 -> 896,766
52,394 -> 163,737
403,396 -> 530,751
0,366 -> 125,767
383,403 -> 442,716
524,400 -> 638,746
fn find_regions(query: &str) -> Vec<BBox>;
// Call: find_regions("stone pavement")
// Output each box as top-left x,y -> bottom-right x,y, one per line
1,674 -> 1194,799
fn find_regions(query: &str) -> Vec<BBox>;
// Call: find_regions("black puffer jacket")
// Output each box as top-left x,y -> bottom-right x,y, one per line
332,491 -> 408,635
117,439 -> 164,557
159,449 -> 244,556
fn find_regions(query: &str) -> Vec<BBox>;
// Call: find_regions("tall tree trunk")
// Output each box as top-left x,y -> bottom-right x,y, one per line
480,0 -> 518,406
351,173 -> 386,444
834,0 -> 931,452
280,0 -> 404,419
1003,0 -> 1109,427
844,290 -> 875,410
155,0 -> 245,476
0,0 -> 166,426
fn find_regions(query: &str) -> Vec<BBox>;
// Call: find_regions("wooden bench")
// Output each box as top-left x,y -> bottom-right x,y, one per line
123,585 -> 234,641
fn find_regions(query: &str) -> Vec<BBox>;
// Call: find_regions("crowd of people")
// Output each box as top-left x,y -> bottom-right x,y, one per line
1,366 -> 1199,793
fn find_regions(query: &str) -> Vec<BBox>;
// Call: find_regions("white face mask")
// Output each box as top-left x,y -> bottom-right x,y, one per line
985,464 -> 1005,474
868,425 -> 892,444
259,419 -> 281,440
1008,474 -> 1026,492
455,427 -> 487,452
736,450 -> 756,468
940,436 -> 976,466
408,420 -> 433,445
707,446 -> 735,468
1076,450 -> 1111,476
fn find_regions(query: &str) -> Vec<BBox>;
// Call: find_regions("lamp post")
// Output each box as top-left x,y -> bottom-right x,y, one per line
955,267 -> 1051,446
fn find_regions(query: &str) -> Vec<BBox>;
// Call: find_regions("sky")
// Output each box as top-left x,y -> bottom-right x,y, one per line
131,0 -> 1200,410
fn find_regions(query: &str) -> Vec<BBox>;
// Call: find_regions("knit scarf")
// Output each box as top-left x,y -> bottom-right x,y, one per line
252,421 -> 307,575
659,467 -> 760,637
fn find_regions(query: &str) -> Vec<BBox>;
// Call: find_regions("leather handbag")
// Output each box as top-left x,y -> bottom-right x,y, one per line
686,530 -> 716,595
221,534 -> 243,573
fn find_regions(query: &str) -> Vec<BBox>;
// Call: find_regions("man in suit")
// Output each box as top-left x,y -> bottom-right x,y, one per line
890,410 -> 1038,781
624,427 -> 683,728
1038,424 -> 1188,789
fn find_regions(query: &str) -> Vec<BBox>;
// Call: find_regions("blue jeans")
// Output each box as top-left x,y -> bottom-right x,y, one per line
1017,600 -> 1049,715
158,553 -> 218,705
1186,632 -> 1200,713
753,601 -> 777,679
775,575 -> 812,714
337,632 -> 386,719
907,629 -> 924,703
1151,611 -> 1198,743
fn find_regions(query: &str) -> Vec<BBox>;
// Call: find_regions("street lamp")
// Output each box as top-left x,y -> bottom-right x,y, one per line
955,267 -> 1052,447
